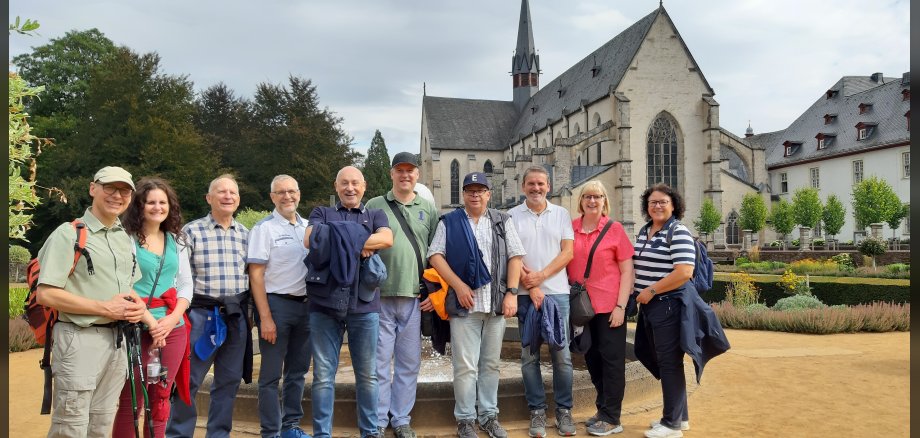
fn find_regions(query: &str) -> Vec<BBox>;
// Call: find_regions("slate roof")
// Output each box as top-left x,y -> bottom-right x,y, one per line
570,165 -> 611,187
508,7 -> 711,144
753,75 -> 910,168
423,96 -> 519,151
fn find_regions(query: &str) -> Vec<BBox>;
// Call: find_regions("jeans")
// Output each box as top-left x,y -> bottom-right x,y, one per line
584,312 -> 626,425
113,327 -> 188,438
165,307 -> 247,438
449,312 -> 506,423
518,294 -> 573,413
255,295 -> 312,438
310,311 -> 379,438
641,292 -> 688,429
376,297 -> 421,428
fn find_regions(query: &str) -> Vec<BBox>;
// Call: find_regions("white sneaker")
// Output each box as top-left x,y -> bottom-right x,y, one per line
649,420 -> 689,431
644,424 -> 683,438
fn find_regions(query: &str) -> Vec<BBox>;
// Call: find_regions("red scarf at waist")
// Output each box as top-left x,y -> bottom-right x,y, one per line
147,287 -> 192,408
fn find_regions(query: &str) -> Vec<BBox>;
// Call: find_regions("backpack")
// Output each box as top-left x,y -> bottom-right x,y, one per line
640,220 -> 714,294
24,220 -> 94,415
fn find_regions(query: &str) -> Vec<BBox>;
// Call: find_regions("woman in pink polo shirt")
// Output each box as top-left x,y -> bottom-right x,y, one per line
566,180 -> 635,436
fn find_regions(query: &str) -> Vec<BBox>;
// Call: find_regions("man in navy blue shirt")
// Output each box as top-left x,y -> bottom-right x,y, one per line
303,166 -> 393,438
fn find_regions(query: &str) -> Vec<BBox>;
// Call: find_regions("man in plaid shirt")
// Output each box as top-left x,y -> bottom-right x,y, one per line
166,174 -> 250,438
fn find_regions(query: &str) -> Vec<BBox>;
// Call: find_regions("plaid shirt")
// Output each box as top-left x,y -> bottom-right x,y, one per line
183,213 -> 249,298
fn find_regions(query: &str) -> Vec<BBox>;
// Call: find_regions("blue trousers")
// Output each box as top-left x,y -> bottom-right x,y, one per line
641,293 -> 689,429
165,306 -> 247,438
518,294 -> 574,413
255,295 -> 312,437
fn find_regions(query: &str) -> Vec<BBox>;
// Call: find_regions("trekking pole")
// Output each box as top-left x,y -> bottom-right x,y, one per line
122,322 -> 142,438
128,323 -> 157,438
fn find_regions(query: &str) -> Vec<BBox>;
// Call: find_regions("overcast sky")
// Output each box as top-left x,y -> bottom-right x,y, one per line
9,0 -> 909,157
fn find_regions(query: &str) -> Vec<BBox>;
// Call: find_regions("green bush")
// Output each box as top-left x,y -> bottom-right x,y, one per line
711,301 -> 910,334
234,208 -> 271,230
9,287 -> 28,318
9,245 -> 31,264
703,277 -> 910,306
885,263 -> 910,274
744,303 -> 770,313
734,256 -> 750,266
773,294 -> 826,311
812,238 -> 825,246
858,237 -> 887,258
830,253 -> 855,272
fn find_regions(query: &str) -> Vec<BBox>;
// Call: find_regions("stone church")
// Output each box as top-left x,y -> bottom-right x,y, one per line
418,1 -> 771,245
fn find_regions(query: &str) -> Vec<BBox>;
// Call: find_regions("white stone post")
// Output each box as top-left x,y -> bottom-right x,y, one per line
742,230 -> 753,251
869,223 -> 884,240
799,226 -> 812,251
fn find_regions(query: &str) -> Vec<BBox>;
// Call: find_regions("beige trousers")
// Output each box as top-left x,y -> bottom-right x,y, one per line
47,322 -> 129,438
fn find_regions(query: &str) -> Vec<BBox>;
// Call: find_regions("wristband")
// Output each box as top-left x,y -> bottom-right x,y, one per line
615,304 -> 624,310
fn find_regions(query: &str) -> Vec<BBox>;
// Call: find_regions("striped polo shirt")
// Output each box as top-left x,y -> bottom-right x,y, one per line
632,217 -> 696,293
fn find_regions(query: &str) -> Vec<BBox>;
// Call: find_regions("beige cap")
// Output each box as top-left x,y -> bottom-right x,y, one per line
93,166 -> 135,190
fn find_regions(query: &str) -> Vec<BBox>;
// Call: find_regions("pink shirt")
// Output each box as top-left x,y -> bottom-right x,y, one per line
566,216 -> 635,314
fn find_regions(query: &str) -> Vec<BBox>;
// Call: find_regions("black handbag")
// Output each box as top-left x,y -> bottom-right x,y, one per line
569,221 -> 612,327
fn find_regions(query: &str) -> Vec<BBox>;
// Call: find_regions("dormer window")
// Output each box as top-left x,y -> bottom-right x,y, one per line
591,66 -> 600,78
815,133 -> 836,150
858,103 -> 873,114
783,140 -> 802,157
824,114 -> 837,125
557,88 -> 565,98
826,89 -> 839,99
854,122 -> 877,140
903,89 -> 911,101
530,105 -> 538,114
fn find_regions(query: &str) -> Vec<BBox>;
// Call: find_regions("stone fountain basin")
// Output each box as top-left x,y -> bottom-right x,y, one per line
195,324 -> 664,432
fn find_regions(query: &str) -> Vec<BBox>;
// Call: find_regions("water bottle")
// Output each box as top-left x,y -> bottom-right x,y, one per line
147,348 -> 162,385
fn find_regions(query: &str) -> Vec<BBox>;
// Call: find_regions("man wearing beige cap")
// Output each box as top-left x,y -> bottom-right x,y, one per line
35,166 -> 162,437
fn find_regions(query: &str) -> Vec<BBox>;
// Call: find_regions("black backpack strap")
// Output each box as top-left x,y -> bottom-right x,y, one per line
385,198 -> 425,282
39,331 -> 53,414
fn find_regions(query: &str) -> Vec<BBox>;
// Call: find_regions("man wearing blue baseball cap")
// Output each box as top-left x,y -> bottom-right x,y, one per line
427,171 -> 526,438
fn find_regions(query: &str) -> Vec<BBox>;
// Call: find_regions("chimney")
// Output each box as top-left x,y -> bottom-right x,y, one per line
902,72 -> 910,85
870,72 -> 884,83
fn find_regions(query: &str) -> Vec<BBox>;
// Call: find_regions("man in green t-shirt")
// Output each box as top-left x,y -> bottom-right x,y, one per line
35,166 -> 159,438
365,152 -> 439,438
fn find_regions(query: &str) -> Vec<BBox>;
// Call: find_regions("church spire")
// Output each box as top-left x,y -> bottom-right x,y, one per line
511,0 -> 539,111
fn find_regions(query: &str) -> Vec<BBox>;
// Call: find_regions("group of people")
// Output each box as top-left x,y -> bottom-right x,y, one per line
34,157 -> 727,438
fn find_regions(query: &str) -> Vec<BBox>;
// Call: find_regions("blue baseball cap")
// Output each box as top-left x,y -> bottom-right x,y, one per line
462,172 -> 491,190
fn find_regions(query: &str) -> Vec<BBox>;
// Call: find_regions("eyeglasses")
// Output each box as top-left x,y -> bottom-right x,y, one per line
649,200 -> 671,207
582,194 -> 605,201
97,183 -> 133,197
272,189 -> 300,197
463,189 -> 490,197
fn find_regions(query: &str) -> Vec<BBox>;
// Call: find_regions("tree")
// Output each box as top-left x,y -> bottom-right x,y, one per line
852,176 -> 901,230
791,187 -> 823,229
9,18 -> 44,240
821,195 -> 846,240
363,130 -> 391,200
769,199 -> 796,247
693,197 -> 722,236
24,44 -> 218,251
739,193 -> 767,232
886,203 -> 909,240
239,75 -> 360,213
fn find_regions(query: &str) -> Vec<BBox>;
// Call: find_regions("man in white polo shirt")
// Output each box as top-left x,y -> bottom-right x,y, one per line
248,174 -> 312,438
508,165 -> 576,437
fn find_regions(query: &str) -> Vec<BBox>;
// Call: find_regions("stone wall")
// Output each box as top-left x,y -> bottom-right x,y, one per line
708,250 -> 910,267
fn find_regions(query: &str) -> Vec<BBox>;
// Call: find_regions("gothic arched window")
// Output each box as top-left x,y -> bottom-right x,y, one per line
483,160 -> 494,175
450,159 -> 460,205
647,113 -> 680,190
726,211 -> 740,245
593,112 -> 602,128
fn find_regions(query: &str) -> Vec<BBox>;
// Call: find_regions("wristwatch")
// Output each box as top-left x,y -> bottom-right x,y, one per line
506,287 -> 519,295
648,287 -> 657,296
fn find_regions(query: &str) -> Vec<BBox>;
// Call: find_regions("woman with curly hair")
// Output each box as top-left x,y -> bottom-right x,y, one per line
632,183 -> 729,438
113,177 -> 193,438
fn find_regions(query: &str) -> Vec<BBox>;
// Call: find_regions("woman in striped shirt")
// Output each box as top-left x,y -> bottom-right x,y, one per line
632,184 -> 695,438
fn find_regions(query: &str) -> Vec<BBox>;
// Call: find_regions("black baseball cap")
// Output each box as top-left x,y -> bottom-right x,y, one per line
391,152 -> 420,168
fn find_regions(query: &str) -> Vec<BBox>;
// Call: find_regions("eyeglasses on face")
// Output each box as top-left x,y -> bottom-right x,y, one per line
97,183 -> 133,197
582,194 -> 605,201
649,200 -> 671,207
463,189 -> 490,197
272,189 -> 300,197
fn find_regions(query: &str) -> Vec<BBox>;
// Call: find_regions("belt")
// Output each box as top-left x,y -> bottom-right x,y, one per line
270,293 -> 308,303
91,321 -> 119,328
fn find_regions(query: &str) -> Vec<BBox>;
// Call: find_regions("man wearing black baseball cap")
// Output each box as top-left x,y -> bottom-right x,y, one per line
365,151 -> 439,438
426,171 -> 526,438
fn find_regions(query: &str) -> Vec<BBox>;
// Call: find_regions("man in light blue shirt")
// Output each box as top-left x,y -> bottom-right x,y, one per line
249,175 -> 311,438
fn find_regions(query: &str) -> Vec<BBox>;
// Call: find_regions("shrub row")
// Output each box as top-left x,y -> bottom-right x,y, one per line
711,301 -> 910,334
703,278 -> 910,306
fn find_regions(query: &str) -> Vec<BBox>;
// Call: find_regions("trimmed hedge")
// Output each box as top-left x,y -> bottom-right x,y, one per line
703,277 -> 910,306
